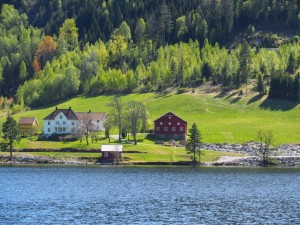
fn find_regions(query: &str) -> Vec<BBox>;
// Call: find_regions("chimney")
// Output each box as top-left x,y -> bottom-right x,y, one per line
55,107 -> 57,110
69,107 -> 71,110
88,110 -> 91,113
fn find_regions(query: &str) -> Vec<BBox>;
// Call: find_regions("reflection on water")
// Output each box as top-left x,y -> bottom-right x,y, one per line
0,166 -> 299,224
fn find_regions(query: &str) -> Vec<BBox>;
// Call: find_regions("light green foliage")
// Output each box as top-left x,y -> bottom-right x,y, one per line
19,60 -> 27,82
58,18 -> 79,52
118,21 -> 132,41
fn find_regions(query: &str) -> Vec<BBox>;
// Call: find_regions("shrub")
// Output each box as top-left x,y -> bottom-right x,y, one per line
177,88 -> 190,94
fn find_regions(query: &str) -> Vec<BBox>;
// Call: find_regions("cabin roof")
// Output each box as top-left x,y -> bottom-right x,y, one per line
101,145 -> 123,152
18,117 -> 38,125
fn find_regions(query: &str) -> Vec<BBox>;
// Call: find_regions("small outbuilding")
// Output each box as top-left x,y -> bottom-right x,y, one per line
154,112 -> 187,140
18,117 -> 39,137
101,145 -> 123,163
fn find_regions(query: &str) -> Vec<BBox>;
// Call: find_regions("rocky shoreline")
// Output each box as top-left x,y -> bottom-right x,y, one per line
0,142 -> 299,167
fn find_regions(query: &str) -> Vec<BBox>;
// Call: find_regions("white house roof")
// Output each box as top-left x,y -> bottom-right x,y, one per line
101,145 -> 123,152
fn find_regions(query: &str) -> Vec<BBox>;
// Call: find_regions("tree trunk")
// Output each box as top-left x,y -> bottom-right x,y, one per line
86,135 -> 89,145
133,133 -> 137,145
9,144 -> 12,160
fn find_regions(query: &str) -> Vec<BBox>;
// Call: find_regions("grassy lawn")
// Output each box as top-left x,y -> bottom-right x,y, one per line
0,149 -> 243,163
1,91 -> 299,145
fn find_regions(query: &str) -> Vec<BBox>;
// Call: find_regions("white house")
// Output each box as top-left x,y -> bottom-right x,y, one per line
43,107 -> 106,136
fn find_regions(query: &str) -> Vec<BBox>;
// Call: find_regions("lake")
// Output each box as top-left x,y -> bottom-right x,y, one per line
0,166 -> 299,225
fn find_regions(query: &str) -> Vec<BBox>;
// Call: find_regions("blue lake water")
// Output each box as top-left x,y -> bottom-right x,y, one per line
0,166 -> 299,225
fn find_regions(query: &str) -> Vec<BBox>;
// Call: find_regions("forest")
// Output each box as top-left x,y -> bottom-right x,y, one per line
0,1 -> 299,111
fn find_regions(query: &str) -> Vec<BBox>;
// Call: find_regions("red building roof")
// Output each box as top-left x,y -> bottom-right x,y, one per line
154,112 -> 187,123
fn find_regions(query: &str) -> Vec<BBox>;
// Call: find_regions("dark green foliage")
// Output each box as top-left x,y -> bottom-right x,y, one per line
2,116 -> 19,159
0,2 -> 299,108
186,123 -> 202,164
257,74 -> 267,95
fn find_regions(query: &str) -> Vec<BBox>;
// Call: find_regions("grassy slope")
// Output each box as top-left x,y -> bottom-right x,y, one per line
7,91 -> 300,145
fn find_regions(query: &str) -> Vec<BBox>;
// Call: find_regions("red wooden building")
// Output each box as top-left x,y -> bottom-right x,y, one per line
154,112 -> 187,140
101,145 -> 123,163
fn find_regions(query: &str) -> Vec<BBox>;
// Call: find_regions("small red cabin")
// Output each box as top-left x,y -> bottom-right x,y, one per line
154,112 -> 187,140
101,145 -> 123,163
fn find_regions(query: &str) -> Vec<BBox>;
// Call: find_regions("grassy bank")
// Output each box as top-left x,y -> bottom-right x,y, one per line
6,91 -> 299,145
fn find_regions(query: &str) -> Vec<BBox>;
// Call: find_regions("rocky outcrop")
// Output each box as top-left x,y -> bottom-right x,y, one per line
0,155 -> 96,165
203,142 -> 300,156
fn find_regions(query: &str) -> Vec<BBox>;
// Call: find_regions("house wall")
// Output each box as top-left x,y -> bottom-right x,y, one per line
91,120 -> 105,132
154,115 -> 187,140
102,152 -> 122,160
44,112 -> 105,135
19,121 -> 39,135
44,112 -> 78,135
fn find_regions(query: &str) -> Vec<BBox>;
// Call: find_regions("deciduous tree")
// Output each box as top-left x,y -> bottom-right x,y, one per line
125,101 -> 148,145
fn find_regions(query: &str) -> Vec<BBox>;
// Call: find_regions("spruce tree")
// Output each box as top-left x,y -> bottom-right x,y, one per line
186,123 -> 202,165
2,116 -> 19,160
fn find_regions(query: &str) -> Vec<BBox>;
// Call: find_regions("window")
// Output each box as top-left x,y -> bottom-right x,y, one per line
168,122 -> 171,125
168,116 -> 171,119
55,127 -> 58,132
58,127 -> 62,132
177,122 -> 180,125
63,121 -> 66,125
56,121 -> 59,125
60,116 -> 62,119
72,122 -> 74,126
156,126 -> 160,131
172,127 -> 176,131
160,122 -> 163,125
63,128 -> 66,132
180,127 -> 184,132
48,128 -> 50,133
48,121 -> 50,125
164,127 -> 168,131
104,152 -> 108,158
97,120 -> 100,123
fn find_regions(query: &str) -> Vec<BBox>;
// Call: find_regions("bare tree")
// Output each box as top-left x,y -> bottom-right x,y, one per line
125,101 -> 148,145
107,96 -> 124,142
257,130 -> 275,166
77,113 -> 93,145
104,118 -> 113,143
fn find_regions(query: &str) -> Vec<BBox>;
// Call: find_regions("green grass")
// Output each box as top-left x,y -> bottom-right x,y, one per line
0,149 -> 243,163
5,92 -> 299,145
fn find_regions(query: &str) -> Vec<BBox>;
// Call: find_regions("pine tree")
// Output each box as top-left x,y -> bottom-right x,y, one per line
186,123 -> 202,165
2,116 -> 19,160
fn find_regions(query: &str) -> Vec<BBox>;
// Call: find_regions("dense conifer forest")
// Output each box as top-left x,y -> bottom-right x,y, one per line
0,1 -> 299,111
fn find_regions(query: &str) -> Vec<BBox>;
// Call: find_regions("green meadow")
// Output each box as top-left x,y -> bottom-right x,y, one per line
1,91 -> 299,163
7,91 -> 300,145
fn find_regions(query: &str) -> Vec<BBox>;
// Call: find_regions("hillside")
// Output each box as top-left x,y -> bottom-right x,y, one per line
8,91 -> 300,145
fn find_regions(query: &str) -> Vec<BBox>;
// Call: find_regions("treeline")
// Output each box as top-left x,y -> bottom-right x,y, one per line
4,0 -> 300,45
0,4 -> 299,112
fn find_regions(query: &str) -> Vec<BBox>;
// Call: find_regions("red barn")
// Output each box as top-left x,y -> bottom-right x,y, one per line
154,112 -> 187,140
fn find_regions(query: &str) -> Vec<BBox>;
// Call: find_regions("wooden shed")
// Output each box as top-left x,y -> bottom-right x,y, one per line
101,145 -> 123,163
18,117 -> 39,137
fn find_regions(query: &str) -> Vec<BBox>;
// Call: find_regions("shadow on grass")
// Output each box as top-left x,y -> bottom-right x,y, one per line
259,97 -> 299,111
230,97 -> 241,104
225,91 -> 238,100
214,91 -> 228,98
247,94 -> 264,105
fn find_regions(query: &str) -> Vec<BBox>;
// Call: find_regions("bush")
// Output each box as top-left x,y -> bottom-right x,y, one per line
177,88 -> 190,94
